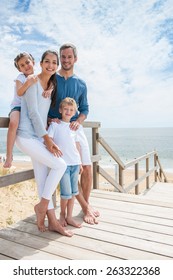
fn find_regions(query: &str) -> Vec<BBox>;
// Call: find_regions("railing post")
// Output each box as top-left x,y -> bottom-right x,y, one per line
119,166 -> 124,188
92,127 -> 99,189
154,153 -> 157,182
135,162 -> 139,195
146,157 -> 149,189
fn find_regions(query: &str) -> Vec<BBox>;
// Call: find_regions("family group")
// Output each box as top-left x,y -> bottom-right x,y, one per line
3,43 -> 99,237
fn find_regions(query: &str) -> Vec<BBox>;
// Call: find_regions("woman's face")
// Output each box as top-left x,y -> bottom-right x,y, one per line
41,53 -> 58,75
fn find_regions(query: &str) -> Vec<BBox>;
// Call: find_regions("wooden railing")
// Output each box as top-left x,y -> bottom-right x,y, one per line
0,117 -> 101,190
0,117 -> 168,195
96,133 -> 168,194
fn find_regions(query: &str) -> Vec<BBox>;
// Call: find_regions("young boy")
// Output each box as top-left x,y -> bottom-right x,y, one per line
48,97 -> 82,228
3,52 -> 37,168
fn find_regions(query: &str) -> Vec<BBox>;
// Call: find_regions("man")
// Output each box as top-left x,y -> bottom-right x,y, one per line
48,43 -> 99,224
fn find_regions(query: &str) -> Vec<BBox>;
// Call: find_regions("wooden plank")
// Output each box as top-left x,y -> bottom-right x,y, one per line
91,189 -> 173,208
88,195 -> 173,219
0,237 -> 65,260
92,203 -> 173,227
0,189 -> 173,260
142,183 -> 173,203
0,118 -> 101,129
71,204 -> 173,243
9,221 -> 121,260
7,220 -> 170,260
0,227 -> 113,260
0,169 -> 34,188
72,203 -> 173,237
124,151 -> 156,168
73,224 -> 172,259
24,205 -> 173,259
83,121 -> 101,128
98,136 -> 125,168
125,167 -> 157,192
98,166 -> 125,192
0,254 -> 14,260
0,117 -> 9,128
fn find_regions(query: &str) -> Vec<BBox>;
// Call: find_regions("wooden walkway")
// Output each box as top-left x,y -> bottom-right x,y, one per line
141,182 -> 173,203
0,188 -> 173,260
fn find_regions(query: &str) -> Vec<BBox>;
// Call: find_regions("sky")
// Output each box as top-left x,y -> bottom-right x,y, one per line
0,0 -> 173,128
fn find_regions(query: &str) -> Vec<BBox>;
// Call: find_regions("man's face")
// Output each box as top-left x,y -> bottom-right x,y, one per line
60,48 -> 77,71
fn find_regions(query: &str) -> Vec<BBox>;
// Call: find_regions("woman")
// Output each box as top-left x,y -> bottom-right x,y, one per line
16,50 -> 73,237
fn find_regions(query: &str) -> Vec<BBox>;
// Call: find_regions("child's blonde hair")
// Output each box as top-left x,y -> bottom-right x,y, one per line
14,52 -> 34,70
59,97 -> 77,112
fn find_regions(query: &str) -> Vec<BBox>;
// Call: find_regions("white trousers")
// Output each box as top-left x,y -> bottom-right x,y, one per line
16,136 -> 67,209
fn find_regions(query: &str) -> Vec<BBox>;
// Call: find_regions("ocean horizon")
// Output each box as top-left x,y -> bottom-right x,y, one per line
1,127 -> 173,173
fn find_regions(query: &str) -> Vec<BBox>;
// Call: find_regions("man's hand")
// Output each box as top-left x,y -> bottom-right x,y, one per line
47,117 -> 61,125
70,120 -> 80,131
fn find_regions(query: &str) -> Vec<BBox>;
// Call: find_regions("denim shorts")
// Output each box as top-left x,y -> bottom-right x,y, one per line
60,165 -> 80,200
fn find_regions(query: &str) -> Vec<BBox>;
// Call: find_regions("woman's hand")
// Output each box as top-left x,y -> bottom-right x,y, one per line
44,135 -> 62,157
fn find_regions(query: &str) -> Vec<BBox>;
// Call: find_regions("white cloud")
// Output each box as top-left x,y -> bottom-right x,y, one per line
0,0 -> 172,128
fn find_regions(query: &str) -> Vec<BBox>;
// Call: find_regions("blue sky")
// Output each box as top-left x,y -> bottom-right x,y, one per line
0,0 -> 173,128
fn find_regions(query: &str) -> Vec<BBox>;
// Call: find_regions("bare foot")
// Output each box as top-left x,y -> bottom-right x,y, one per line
83,209 -> 98,225
34,204 -> 46,232
59,213 -> 67,227
66,217 -> 82,228
3,156 -> 13,168
48,220 -> 74,237
88,205 -> 100,217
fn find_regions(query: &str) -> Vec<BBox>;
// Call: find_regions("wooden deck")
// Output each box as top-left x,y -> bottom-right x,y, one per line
141,182 -> 173,203
0,188 -> 173,260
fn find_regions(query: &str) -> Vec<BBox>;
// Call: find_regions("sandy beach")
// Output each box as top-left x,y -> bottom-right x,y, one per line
1,160 -> 173,229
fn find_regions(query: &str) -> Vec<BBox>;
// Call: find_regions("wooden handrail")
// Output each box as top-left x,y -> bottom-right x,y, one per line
0,117 -> 9,127
98,135 -> 125,169
0,117 -> 168,194
0,117 -> 101,190
98,166 -> 125,193
124,151 -> 156,168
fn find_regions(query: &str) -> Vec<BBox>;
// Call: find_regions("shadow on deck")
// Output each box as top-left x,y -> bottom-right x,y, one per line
0,189 -> 173,260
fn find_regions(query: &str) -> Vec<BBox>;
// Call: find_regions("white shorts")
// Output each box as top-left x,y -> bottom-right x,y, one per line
77,125 -> 91,166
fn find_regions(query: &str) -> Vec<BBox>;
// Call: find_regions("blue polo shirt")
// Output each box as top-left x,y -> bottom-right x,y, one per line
48,74 -> 89,121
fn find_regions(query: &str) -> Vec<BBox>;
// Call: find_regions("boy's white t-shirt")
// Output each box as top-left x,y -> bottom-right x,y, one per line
10,73 -> 27,110
48,121 -> 81,166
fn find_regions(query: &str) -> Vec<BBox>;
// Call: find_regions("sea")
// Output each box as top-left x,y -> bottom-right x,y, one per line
1,127 -> 173,173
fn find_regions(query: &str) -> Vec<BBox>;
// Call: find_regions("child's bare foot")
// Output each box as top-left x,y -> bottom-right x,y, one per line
48,220 -> 74,237
66,217 -> 82,228
3,156 -> 13,168
59,213 -> 67,227
34,204 -> 46,232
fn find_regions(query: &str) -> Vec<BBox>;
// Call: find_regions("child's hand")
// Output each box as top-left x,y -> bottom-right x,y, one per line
27,74 -> 38,86
79,165 -> 83,174
42,88 -> 53,98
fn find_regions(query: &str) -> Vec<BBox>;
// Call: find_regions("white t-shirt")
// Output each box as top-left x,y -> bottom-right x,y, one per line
10,73 -> 27,110
48,121 -> 81,166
